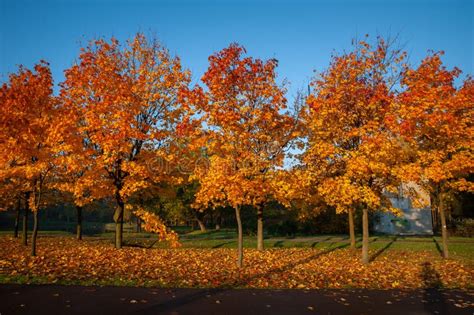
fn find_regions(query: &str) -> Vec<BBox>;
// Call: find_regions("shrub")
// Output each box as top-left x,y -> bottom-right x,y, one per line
452,218 -> 474,237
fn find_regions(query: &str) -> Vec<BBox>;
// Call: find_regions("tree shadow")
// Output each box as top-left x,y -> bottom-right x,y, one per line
212,241 -> 235,249
369,236 -> 397,262
130,236 -> 385,314
421,262 -> 447,315
134,288 -> 227,315
124,240 -> 157,249
273,240 -> 284,248
432,237 -> 443,257
228,242 -> 350,288
310,236 -> 333,248
132,243 -> 351,314
355,237 -> 376,249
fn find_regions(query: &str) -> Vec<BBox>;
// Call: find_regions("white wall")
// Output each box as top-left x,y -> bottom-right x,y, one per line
373,185 -> 433,235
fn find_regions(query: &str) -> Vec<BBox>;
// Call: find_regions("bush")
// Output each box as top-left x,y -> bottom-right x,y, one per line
452,218 -> 474,237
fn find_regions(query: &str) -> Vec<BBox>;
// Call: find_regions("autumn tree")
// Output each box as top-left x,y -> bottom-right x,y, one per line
190,44 -> 297,266
60,33 -> 191,248
0,85 -> 31,245
54,154 -> 107,240
0,181 -> 25,240
0,61 -> 59,256
395,52 -> 474,258
171,182 -> 208,232
53,105 -> 110,241
303,37 -> 407,264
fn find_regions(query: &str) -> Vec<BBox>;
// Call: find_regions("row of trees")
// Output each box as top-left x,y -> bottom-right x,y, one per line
1,34 -> 472,267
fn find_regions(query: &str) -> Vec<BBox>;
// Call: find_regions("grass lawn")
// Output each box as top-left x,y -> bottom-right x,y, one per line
2,228 -> 473,261
120,229 -> 474,262
0,229 -> 473,289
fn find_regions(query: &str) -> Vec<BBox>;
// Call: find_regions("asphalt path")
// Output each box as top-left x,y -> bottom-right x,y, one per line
0,284 -> 473,315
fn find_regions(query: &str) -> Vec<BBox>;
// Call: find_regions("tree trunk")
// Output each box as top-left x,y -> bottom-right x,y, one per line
31,210 -> 39,256
235,205 -> 243,268
215,210 -> 221,230
137,195 -> 143,233
431,193 -> 439,233
136,216 -> 141,233
22,192 -> 30,246
257,206 -> 264,251
76,205 -> 83,240
14,197 -> 21,238
348,209 -> 356,249
114,198 -> 124,249
431,207 -> 438,233
197,219 -> 206,232
439,197 -> 449,259
361,207 -> 369,265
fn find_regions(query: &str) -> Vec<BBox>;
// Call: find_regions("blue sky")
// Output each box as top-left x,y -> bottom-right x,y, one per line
1,0 -> 472,98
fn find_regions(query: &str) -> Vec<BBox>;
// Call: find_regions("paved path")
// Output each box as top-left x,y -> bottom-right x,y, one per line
0,285 -> 473,314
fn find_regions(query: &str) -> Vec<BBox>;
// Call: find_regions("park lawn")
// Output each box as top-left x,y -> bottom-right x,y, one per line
0,235 -> 473,290
0,230 -> 72,236
2,228 -> 474,262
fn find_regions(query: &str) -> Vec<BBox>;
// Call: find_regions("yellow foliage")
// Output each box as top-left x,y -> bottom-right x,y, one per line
130,206 -> 180,248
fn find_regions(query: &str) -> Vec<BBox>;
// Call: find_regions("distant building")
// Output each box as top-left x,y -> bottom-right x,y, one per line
373,184 -> 433,235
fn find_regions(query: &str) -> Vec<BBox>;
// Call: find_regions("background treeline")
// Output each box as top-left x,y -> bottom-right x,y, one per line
0,189 -> 471,236
0,197 -> 363,235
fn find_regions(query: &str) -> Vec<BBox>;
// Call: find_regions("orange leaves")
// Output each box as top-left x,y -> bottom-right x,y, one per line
302,37 -> 406,214
131,206 -> 180,248
396,52 -> 473,193
0,61 -> 58,212
0,61 -> 55,166
0,237 -> 472,289
60,33 -> 193,208
192,44 -> 298,210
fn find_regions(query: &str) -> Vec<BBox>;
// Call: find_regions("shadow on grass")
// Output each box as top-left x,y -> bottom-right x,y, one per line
229,242 -> 351,288
135,237 -> 354,314
212,241 -> 235,249
273,240 -> 284,248
181,229 -> 236,241
369,237 -> 397,262
310,236 -> 333,248
123,240 -> 158,249
432,237 -> 443,257
355,237 -> 377,249
132,239 -> 451,314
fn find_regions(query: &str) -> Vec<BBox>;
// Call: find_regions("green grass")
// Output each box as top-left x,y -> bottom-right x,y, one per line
0,230 -> 71,236
1,230 -> 473,288
135,229 -> 474,261
2,227 -> 473,261
0,274 -> 160,288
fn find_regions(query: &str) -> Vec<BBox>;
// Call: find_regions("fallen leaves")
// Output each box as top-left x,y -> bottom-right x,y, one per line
0,236 -> 472,289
